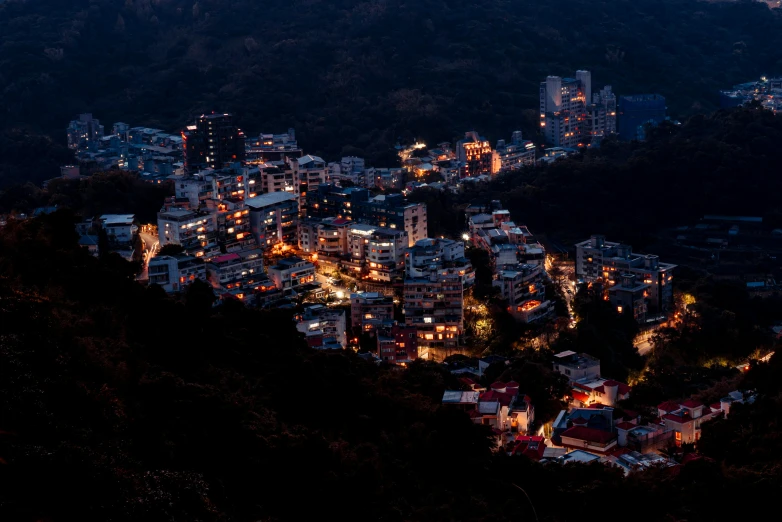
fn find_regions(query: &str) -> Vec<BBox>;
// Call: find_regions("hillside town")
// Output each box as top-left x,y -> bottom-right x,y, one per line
6,70 -> 778,478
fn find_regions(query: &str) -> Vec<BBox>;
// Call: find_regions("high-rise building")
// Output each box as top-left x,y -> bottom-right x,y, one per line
182,113 -> 245,173
540,71 -> 616,148
405,238 -> 475,287
351,292 -> 395,334
493,264 -> 554,323
456,131 -> 501,176
575,235 -> 676,320
245,191 -> 299,249
355,194 -> 427,247
403,273 -> 463,358
618,94 -> 667,141
289,155 -> 327,216
306,184 -> 370,220
67,113 -> 104,150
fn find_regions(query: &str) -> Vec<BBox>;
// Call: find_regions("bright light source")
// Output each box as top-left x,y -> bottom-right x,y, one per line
336,291 -> 344,299
462,233 -> 470,241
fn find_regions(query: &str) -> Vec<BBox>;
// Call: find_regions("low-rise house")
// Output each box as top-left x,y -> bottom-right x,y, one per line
376,323 -> 418,364
511,436 -> 546,460
442,390 -> 480,411
99,214 -> 138,245
570,378 -> 631,408
658,398 -> 722,445
148,254 -> 207,293
553,351 -> 601,383
295,304 -> 346,349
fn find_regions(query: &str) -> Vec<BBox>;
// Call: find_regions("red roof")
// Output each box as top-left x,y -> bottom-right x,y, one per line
490,381 -> 507,390
571,417 -> 588,425
512,436 -> 546,460
459,377 -> 476,386
572,390 -> 590,402
617,383 -> 631,395
680,399 -> 703,409
506,381 -> 520,388
657,400 -> 680,413
603,379 -> 620,387
593,385 -> 606,394
560,426 -> 617,445
210,252 -> 241,264
481,389 -> 515,407
615,421 -> 636,431
331,218 -> 351,225
663,412 -> 691,423
710,403 -> 721,411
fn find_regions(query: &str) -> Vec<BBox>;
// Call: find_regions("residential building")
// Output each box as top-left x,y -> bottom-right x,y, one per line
570,378 -> 631,408
456,131 -> 501,177
327,156 -> 367,187
174,167 -> 249,209
553,351 -> 601,383
540,70 -> 616,148
245,128 -> 302,163
206,248 -> 265,302
618,94 -> 667,141
376,323 -> 419,364
493,264 -> 554,323
99,214 -> 137,245
315,217 -> 351,257
351,292 -> 395,334
575,235 -> 676,320
511,436 -> 546,460
608,273 -> 649,322
406,238 -> 475,287
719,77 -> 782,114
267,256 -> 317,296
157,208 -> 218,258
496,131 -> 536,171
307,184 -> 370,220
295,304 -> 346,349
403,273 -> 463,357
215,201 -> 254,253
441,390 -> 480,411
148,255 -> 207,293
290,154 -> 327,216
182,113 -> 245,173
355,194 -> 427,247
256,163 -> 295,194
67,113 -> 104,150
369,167 -> 404,190
246,192 -> 299,249
554,407 -> 618,454
657,399 -> 721,446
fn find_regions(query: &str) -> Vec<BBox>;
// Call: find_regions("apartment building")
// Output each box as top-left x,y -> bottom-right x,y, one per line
575,235 -> 676,319
148,255 -> 207,293
245,128 -> 302,163
403,273 -> 463,357
493,264 -> 554,323
206,248 -> 265,302
67,113 -> 104,151
246,192 -> 299,249
182,113 -> 245,173
157,208 -> 219,258
351,292 -> 395,334
290,154 -> 327,216
456,131 -> 501,176
267,256 -> 317,296
406,238 -> 475,287
175,167 -> 248,209
355,194 -> 427,247
496,131 -> 536,171
306,184 -> 369,220
296,304 -> 347,349
99,214 -> 138,245
540,70 -> 616,148
368,167 -> 404,190
377,323 -> 419,364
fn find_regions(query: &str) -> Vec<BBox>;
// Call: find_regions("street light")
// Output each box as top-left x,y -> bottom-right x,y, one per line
462,233 -> 470,241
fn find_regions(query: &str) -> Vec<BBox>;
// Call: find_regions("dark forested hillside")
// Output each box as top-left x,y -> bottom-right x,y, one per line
1,0 -> 781,168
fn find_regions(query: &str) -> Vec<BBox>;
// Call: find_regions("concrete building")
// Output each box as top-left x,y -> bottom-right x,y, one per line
496,131 -> 536,171
148,254 -> 207,293
540,71 -> 616,148
245,128 -> 302,163
245,192 -> 299,249
403,273 -> 463,358
99,214 -> 137,245
351,292 -> 395,334
575,235 -> 676,320
493,264 -> 554,323
306,184 -> 369,220
267,256 -> 317,296
376,323 -> 419,364
355,194 -> 427,247
206,248 -> 265,302
658,399 -> 720,446
553,351 -> 601,383
67,113 -> 104,151
290,154 -> 327,216
406,238 -> 475,287
369,167 -> 404,190
456,131 -> 501,176
182,113 -> 245,173
296,304 -> 346,349
255,163 -> 295,194
174,167 -> 249,209
157,208 -> 218,258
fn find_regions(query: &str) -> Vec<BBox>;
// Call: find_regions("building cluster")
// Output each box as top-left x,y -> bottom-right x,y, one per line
575,235 -> 676,323
465,201 -> 553,324
720,76 -> 782,114
441,349 -> 754,475
539,69 -> 668,147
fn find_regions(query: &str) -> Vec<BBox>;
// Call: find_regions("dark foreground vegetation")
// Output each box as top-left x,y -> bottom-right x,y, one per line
1,208 -> 781,522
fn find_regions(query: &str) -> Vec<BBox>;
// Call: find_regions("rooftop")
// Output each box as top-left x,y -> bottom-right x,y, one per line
245,191 -> 297,208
